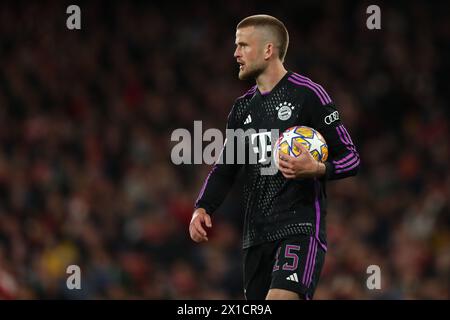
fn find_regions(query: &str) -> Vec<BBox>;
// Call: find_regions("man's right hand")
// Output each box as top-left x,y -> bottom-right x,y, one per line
189,208 -> 212,243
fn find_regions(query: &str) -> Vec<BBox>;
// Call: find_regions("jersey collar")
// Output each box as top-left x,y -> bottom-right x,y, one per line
256,70 -> 292,97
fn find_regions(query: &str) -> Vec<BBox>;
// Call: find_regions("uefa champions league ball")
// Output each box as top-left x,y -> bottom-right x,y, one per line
273,126 -> 328,168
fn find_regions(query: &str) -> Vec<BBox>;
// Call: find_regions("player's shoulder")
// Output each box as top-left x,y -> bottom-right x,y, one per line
286,72 -> 332,106
227,85 -> 256,126
235,84 -> 257,102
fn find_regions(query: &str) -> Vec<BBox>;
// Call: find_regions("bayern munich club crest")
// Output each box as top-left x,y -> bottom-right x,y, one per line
276,101 -> 295,121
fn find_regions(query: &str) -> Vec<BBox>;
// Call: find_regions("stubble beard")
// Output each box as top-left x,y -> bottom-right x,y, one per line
238,63 -> 265,81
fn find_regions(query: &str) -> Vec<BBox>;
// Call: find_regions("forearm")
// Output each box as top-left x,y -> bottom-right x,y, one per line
323,154 -> 360,180
194,163 -> 241,214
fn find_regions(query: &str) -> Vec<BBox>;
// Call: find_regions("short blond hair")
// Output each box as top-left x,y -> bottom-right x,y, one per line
237,15 -> 289,62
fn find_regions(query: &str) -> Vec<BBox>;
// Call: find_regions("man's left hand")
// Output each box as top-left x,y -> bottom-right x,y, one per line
278,140 -> 325,179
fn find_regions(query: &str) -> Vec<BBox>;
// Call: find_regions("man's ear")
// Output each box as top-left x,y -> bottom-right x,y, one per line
264,43 -> 274,60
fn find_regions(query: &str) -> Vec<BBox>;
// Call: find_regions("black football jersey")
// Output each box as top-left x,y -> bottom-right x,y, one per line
195,71 -> 360,249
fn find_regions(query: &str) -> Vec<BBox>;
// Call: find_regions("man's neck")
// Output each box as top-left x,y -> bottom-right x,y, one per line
256,62 -> 288,94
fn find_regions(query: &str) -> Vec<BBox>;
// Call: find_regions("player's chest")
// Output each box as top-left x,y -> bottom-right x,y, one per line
240,92 -> 306,132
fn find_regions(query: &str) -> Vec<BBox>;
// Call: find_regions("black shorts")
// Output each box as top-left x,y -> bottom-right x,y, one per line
243,235 -> 326,300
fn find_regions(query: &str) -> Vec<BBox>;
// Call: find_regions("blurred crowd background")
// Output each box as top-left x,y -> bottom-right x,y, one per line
0,0 -> 448,299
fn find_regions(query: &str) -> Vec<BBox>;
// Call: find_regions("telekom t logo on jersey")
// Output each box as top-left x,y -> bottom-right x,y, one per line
170,121 -> 279,175
250,131 -> 272,164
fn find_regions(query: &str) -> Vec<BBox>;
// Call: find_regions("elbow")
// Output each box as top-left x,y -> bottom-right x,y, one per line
348,161 -> 360,177
331,151 -> 360,179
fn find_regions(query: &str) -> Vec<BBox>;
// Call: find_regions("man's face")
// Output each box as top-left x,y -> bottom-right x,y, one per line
234,26 -> 267,80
